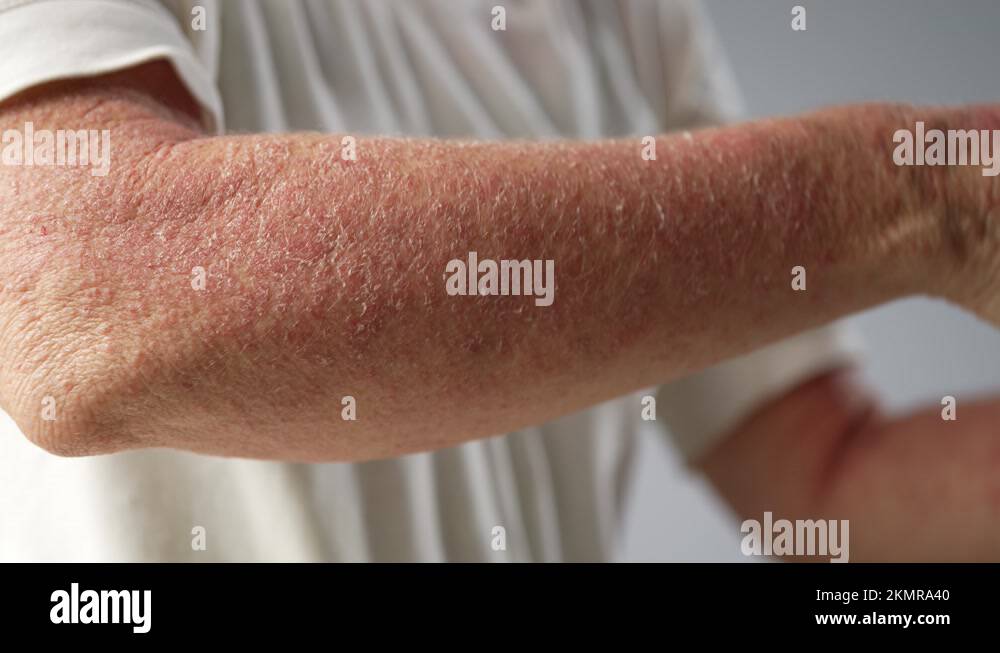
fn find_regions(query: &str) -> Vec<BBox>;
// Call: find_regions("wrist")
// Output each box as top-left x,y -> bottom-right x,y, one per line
917,106 -> 1000,316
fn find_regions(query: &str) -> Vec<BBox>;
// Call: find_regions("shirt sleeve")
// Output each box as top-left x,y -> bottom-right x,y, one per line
0,0 -> 223,132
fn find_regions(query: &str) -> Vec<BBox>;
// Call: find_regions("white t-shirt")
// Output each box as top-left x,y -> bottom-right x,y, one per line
0,0 -> 859,561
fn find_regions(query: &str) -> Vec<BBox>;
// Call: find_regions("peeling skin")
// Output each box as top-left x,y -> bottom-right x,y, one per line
0,67 -> 997,461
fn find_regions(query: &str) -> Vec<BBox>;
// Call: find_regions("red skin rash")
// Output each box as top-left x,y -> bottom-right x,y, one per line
5,64 -> 1000,560
0,71 -> 995,460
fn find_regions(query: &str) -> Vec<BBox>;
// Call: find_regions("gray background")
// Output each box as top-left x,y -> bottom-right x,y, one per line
621,0 -> 1000,561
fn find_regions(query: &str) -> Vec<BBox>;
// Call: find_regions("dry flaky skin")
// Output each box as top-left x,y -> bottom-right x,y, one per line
0,71 -> 997,461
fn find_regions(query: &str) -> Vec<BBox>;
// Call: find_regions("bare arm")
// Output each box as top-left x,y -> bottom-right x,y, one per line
701,369 -> 1000,561
1,62 -> 996,460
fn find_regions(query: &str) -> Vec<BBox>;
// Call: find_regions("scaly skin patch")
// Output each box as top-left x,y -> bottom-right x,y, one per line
0,68 -> 995,459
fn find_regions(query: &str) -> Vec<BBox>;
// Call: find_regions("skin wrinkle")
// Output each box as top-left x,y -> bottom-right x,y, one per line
0,68 -> 997,460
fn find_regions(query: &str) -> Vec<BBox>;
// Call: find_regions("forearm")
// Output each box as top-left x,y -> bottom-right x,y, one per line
0,88 -> 983,459
703,371 -> 1000,561
831,398 -> 1000,561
